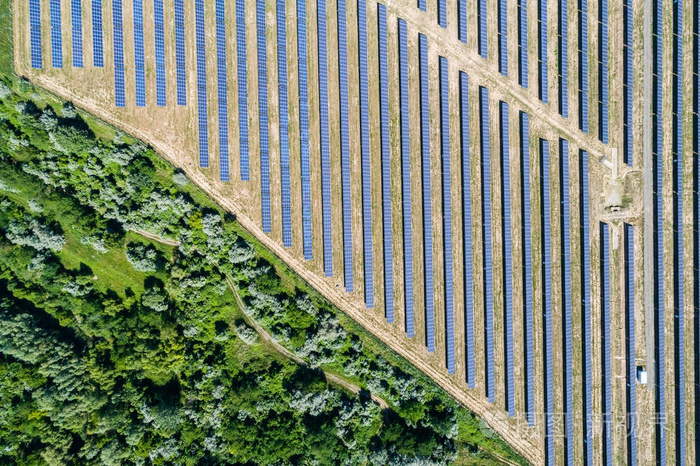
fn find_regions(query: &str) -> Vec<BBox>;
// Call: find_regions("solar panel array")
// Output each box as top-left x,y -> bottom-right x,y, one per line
235,0 -> 249,179
480,86 -> 494,402
257,0 -> 271,232
216,0 -> 230,181
538,0 -> 548,102
419,34 -> 434,352
600,222 -> 611,466
70,0 -> 83,68
500,101 -> 513,415
541,139 -> 554,465
154,0 -> 166,106
651,0 -> 665,461
318,0 -> 333,275
598,0 -> 608,143
133,0 -> 146,107
518,0 -> 528,87
174,0 -> 187,105
50,0 -> 63,68
459,0 -> 467,42
399,19 -> 414,337
358,0 -> 374,308
579,0 -> 589,132
112,0 -> 125,107
195,0 -> 209,168
299,0 -> 312,260
277,0 -> 291,247
478,0 -> 487,58
622,0 -> 632,165
338,0 -> 353,291
440,57 -> 454,373
30,0 -> 42,68
560,139 -> 574,466
624,224 -> 637,466
378,4 -> 394,321
438,0 -> 446,28
672,1 -> 686,460
521,112 -> 534,424
498,0 -> 507,75
558,0 -> 568,117
461,72 -> 475,387
580,149 -> 593,464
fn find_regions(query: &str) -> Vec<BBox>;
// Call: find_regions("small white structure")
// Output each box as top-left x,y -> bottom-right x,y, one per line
637,366 -> 647,384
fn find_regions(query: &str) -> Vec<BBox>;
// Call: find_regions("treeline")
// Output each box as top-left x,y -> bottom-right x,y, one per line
0,75 -> 525,465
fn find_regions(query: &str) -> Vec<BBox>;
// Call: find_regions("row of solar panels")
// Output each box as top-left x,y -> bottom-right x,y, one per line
71,0 -> 83,68
133,0 -> 146,107
672,1 -> 686,462
216,0 -> 230,181
194,0 -> 208,168
358,0 -> 375,308
600,222 -> 611,466
112,0 -> 125,107
651,0 -> 665,463
153,0 -> 166,106
623,224 -> 637,466
541,138 -> 553,465
277,0 -> 291,248
622,0 -> 632,165
558,0 -> 569,117
538,0 -> 548,103
580,149 -> 593,463
479,85 -> 493,401
298,0 -> 313,261
500,102 -> 513,412
579,0 -> 590,133
50,0 -> 62,68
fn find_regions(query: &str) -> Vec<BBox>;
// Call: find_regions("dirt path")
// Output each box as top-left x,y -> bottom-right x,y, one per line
224,275 -> 389,410
131,229 -> 181,247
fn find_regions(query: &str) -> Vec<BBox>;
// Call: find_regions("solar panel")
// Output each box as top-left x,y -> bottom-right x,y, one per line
459,0 -> 467,43
277,0 -> 291,247
500,101 -> 513,412
50,0 -> 63,68
438,0 -> 446,27
624,224 -> 637,465
154,0 -> 166,106
518,0 -> 528,87
338,0 -> 353,291
216,0 -> 229,181
560,139 -> 574,466
440,57 -> 454,374
30,0 -> 42,68
622,0 -> 632,164
599,0 -> 608,143
498,0 -> 507,75
358,0 -> 374,308
600,222 -> 611,466
581,149 -> 593,463
299,0 -> 312,260
651,1 -> 665,461
480,86 -> 493,402
133,0 -> 146,107
538,0 -> 548,103
541,139 -> 554,465
461,72 -> 474,387
558,0 -> 568,117
71,0 -> 83,67
195,0 -> 208,168
318,0 -> 333,275
419,34 -> 434,353
478,0 -> 487,58
521,111 -> 534,424
378,4 -> 393,321
91,0 -> 103,67
175,0 -> 187,105
418,0 -> 426,11
257,0 -> 271,232
112,0 -> 125,107
235,0 -> 249,179
579,0 -> 589,133
672,1 -> 685,460
399,19 -> 414,337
